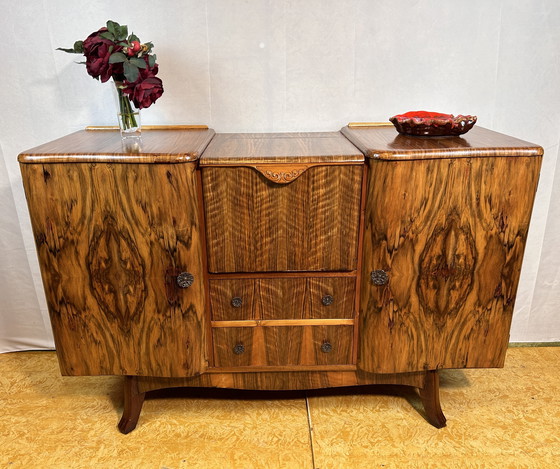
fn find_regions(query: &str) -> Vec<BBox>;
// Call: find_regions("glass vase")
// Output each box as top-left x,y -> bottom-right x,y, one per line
113,81 -> 141,140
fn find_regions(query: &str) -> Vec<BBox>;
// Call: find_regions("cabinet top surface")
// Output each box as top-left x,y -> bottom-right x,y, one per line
341,125 -> 544,160
18,128 -> 215,164
200,132 -> 364,166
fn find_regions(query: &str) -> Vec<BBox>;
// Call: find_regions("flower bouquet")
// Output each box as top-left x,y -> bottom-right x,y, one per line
59,20 -> 163,137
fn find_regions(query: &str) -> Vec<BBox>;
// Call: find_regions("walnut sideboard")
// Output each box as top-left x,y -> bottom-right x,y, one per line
18,125 -> 543,433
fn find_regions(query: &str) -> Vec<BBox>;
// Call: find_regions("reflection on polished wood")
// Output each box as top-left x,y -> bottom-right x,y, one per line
18,128 -> 215,163
200,131 -> 364,165
341,125 -> 543,160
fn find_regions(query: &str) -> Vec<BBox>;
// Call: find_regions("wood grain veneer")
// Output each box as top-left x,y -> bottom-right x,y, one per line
18,125 -> 544,433
341,125 -> 543,160
18,128 -> 215,164
200,132 -> 364,166
212,325 -> 354,367
136,369 -> 426,392
357,155 -> 542,373
209,277 -> 355,321
20,161 -> 208,377
203,165 -> 363,272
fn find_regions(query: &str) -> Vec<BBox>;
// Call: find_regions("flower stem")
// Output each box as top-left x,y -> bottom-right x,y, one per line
116,85 -> 138,131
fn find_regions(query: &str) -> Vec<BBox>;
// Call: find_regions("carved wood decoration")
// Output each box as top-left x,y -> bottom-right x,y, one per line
358,156 -> 542,373
202,165 -> 363,272
20,162 -> 208,377
253,164 -> 310,183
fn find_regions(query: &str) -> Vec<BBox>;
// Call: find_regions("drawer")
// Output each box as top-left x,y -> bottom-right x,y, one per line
202,165 -> 362,272
212,325 -> 354,367
209,277 -> 356,321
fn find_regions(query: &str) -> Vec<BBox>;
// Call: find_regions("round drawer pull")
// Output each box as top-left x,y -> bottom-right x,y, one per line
321,342 -> 333,353
321,295 -> 334,306
176,272 -> 194,288
233,343 -> 245,355
231,297 -> 243,308
370,270 -> 389,286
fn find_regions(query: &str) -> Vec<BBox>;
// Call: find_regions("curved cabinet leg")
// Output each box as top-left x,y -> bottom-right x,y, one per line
419,370 -> 447,428
118,376 -> 146,434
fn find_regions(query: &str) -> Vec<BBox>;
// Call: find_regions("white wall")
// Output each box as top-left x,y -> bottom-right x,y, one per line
1,0 -> 559,351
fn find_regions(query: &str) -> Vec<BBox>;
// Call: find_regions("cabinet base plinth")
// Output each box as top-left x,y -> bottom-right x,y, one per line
118,369 -> 447,433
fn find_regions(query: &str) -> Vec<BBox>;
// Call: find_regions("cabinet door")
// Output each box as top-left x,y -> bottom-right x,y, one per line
359,156 -> 541,373
21,162 -> 208,377
202,165 -> 362,272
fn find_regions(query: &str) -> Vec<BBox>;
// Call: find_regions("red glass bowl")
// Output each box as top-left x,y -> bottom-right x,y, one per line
389,111 -> 477,136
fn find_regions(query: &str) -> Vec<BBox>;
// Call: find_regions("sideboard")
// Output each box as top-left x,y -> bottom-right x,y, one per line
18,124 -> 543,433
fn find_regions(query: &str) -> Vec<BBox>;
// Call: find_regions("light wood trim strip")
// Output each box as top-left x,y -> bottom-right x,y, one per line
211,319 -> 355,328
348,122 -> 393,128
206,365 -> 358,373
86,125 -> 209,130
209,271 -> 357,279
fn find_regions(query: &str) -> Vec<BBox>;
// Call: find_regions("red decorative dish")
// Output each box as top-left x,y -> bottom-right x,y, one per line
389,111 -> 477,136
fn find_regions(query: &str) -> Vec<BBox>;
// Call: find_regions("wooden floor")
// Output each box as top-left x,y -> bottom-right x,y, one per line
1,347 -> 559,468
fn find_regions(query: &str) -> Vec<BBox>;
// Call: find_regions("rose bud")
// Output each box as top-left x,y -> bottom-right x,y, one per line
125,41 -> 141,56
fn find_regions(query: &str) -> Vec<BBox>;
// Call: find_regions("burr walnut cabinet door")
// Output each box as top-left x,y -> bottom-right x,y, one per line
20,162 -> 208,377
359,156 -> 542,374
202,165 -> 362,273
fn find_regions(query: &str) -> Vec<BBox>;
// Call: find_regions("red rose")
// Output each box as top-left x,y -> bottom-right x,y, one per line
122,57 -> 163,109
82,28 -> 122,82
123,75 -> 164,109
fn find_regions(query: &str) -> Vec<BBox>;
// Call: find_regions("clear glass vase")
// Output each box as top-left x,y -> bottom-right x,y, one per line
113,81 -> 141,140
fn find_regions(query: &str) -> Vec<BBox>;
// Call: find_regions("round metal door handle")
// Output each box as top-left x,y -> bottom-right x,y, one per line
233,343 -> 245,355
321,342 -> 333,353
231,297 -> 243,308
322,295 -> 334,306
176,272 -> 194,288
370,270 -> 389,286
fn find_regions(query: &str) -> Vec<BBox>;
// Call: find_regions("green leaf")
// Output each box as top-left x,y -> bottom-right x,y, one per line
109,52 -> 127,64
117,25 -> 128,41
100,31 -> 115,41
57,39 -> 84,54
123,61 -> 139,82
129,33 -> 140,43
106,20 -> 119,36
129,57 -> 147,69
148,55 -> 156,68
57,47 -> 80,54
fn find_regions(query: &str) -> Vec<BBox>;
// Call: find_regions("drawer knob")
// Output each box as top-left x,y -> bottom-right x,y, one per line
233,343 -> 245,355
370,270 -> 389,286
321,342 -> 333,353
176,272 -> 194,288
322,295 -> 334,306
231,297 -> 243,308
